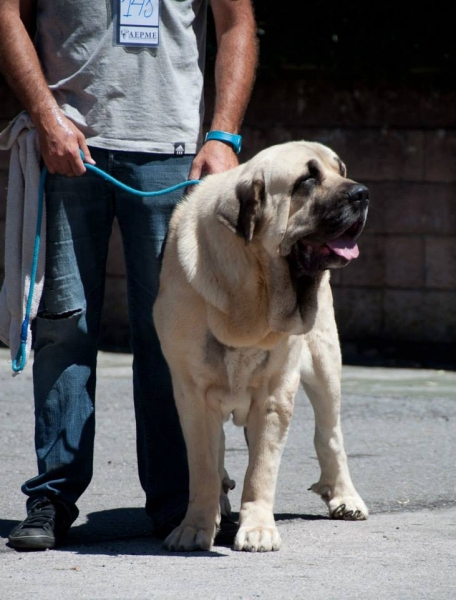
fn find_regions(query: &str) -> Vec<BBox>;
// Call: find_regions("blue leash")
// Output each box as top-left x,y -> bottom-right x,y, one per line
11,152 -> 201,374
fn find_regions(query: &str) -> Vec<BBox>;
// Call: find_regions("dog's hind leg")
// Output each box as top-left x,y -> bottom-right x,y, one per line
300,330 -> 368,520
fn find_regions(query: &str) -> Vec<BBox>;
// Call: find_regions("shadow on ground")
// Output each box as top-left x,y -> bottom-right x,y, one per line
1,508 -> 328,556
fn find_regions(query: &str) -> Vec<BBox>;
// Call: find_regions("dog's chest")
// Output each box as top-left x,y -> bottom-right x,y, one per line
223,347 -> 270,424
223,346 -> 269,394
205,334 -> 270,423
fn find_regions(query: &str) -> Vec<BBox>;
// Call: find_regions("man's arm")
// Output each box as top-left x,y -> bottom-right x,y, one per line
0,0 -> 94,176
189,0 -> 258,179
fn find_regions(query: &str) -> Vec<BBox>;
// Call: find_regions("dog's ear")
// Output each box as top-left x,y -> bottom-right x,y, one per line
217,176 -> 265,243
235,178 -> 266,243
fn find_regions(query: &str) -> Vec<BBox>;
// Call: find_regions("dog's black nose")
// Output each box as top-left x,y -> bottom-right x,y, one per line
348,184 -> 369,205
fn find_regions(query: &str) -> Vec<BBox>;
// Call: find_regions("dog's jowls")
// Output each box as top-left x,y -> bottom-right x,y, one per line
153,140 -> 369,552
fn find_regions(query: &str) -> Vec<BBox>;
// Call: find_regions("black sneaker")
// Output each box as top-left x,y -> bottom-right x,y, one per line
8,496 -> 77,551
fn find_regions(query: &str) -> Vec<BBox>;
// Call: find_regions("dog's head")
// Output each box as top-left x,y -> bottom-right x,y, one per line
221,141 -> 369,278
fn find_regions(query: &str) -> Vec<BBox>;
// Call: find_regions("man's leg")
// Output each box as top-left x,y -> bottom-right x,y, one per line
113,151 -> 190,531
9,148 -> 114,549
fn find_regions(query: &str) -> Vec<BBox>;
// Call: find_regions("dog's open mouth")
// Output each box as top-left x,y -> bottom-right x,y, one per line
289,217 -> 365,278
324,219 -> 363,260
297,217 -> 364,262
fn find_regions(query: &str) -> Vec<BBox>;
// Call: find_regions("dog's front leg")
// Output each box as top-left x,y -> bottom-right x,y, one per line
164,382 -> 222,552
301,340 -> 368,520
234,388 -> 295,552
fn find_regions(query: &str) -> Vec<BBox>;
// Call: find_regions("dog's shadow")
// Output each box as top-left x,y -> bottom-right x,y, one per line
275,513 -> 328,522
1,509 -> 326,556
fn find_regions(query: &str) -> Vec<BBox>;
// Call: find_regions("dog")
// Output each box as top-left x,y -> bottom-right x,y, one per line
153,140 -> 369,552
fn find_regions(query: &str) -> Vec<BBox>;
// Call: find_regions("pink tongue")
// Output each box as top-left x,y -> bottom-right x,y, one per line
326,235 -> 359,260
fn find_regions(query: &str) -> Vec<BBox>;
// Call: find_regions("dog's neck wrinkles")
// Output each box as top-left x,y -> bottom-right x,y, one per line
205,274 -> 322,350
250,244 -> 324,335
202,255 -> 293,348
206,302 -> 286,350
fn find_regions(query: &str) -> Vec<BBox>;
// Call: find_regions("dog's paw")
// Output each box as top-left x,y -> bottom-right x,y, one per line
233,526 -> 282,552
310,482 -> 369,520
163,522 -> 215,552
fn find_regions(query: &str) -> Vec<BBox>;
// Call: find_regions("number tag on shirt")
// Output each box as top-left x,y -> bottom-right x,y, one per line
118,0 -> 160,47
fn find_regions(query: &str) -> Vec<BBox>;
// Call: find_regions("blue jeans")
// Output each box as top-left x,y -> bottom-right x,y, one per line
22,148 -> 190,528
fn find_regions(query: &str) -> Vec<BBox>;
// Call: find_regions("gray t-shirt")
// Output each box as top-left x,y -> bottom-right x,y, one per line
35,0 -> 208,154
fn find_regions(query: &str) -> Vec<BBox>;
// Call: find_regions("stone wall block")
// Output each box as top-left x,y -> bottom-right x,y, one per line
305,129 -> 425,182
380,182 -> 456,235
380,88 -> 456,129
243,127 -> 425,183
385,236 -> 425,288
338,235 -> 386,287
383,290 -> 426,342
241,127 -> 296,159
425,237 -> 456,290
332,288 -> 383,339
424,130 -> 456,182
382,289 -> 455,343
423,291 -> 456,343
241,80 -> 456,130
244,80 -> 385,127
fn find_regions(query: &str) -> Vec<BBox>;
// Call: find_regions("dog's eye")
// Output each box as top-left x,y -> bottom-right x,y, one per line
302,174 -> 316,184
292,174 -> 316,194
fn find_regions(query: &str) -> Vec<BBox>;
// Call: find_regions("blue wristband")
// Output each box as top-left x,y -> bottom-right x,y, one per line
204,130 -> 242,154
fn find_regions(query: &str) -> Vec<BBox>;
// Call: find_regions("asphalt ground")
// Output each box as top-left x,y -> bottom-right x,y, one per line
0,347 -> 455,599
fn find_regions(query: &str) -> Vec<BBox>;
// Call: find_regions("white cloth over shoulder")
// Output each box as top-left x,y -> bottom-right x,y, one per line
0,111 -> 45,368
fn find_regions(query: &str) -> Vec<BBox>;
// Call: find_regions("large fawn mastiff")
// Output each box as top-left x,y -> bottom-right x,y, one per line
154,141 -> 369,552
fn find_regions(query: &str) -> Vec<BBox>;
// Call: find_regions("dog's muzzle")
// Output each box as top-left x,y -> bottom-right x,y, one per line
287,183 -> 369,277
325,184 -> 369,260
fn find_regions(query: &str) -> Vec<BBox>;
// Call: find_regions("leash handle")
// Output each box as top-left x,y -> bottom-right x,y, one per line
11,152 -> 202,374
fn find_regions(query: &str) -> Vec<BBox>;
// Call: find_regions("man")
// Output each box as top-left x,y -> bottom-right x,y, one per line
0,0 -> 258,550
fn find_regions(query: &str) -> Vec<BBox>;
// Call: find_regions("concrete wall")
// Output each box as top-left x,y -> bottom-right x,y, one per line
1,74 -> 455,368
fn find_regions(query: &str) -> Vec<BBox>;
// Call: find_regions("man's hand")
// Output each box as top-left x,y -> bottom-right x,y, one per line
36,109 -> 95,177
0,0 -> 95,178
189,140 -> 239,180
